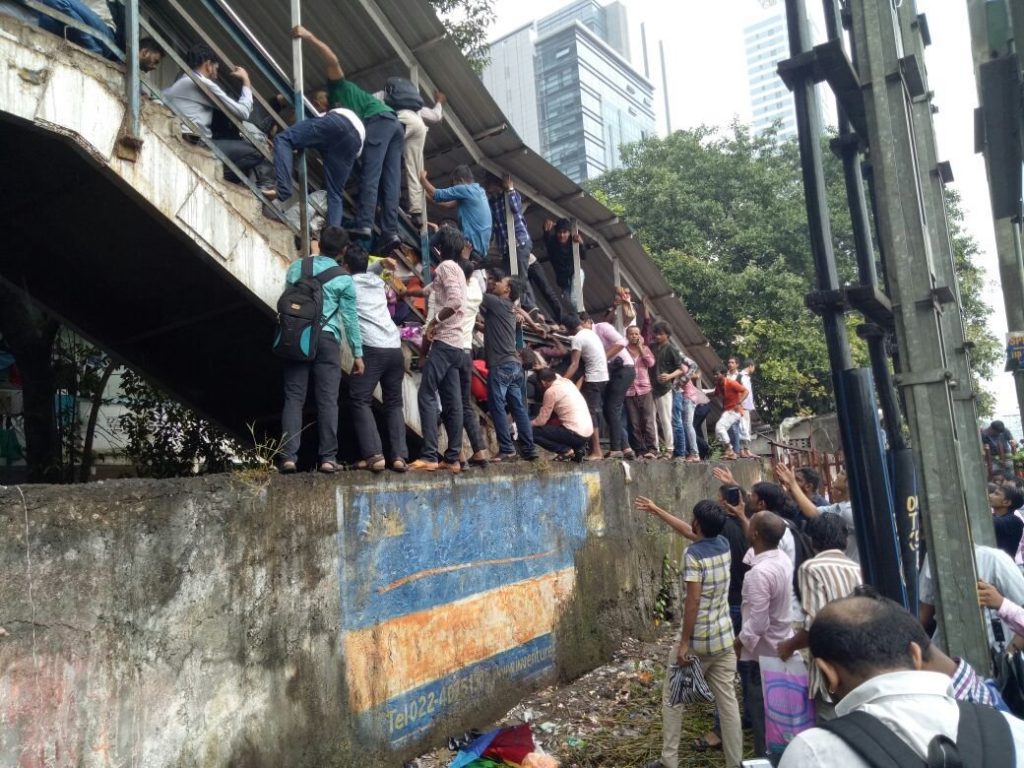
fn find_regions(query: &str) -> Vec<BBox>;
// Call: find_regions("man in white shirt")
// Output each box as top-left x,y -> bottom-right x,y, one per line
344,246 -> 406,472
779,595 -> 1024,767
163,44 -> 275,194
563,313 -> 609,461
919,544 -> 1024,651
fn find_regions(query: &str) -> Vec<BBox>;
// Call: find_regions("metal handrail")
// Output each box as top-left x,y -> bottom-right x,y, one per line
138,21 -> 298,234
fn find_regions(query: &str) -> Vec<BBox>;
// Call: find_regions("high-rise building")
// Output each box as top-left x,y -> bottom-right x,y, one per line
744,6 -> 798,139
482,0 -> 655,183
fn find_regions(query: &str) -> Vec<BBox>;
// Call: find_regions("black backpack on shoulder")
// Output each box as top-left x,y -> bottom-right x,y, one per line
272,257 -> 345,361
383,77 -> 424,112
782,517 -> 814,600
818,699 -> 1014,767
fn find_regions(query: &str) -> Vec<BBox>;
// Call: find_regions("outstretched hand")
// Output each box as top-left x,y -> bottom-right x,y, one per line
634,496 -> 661,516
774,461 -> 796,489
712,466 -> 737,486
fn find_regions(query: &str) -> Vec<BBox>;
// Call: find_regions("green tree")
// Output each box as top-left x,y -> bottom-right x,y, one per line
117,369 -> 239,478
591,124 -> 998,422
430,0 -> 494,73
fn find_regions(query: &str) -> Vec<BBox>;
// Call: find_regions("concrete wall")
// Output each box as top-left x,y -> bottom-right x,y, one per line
0,460 -> 765,767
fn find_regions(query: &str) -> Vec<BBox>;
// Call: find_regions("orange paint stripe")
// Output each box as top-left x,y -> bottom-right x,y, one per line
377,550 -> 558,594
344,568 -> 576,713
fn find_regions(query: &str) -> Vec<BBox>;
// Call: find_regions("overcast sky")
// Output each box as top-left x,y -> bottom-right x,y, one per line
488,0 -> 1016,418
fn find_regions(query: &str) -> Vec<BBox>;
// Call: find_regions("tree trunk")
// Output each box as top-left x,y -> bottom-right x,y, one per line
79,358 -> 116,483
0,281 -> 61,482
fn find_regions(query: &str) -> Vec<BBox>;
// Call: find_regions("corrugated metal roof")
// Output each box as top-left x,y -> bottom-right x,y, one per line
160,0 -> 720,373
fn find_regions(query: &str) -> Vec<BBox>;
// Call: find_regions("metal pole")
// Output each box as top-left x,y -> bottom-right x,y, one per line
822,0 -> 917,596
784,0 -> 903,602
125,0 -> 140,142
571,219 -> 583,313
504,191 -> 518,277
967,0 -> 1024,424
897,2 -> 993,540
659,40 -> 671,134
290,0 -> 309,257
849,0 -> 989,668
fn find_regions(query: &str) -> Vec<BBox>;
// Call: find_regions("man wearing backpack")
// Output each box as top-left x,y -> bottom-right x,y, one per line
373,80 -> 447,230
778,594 -> 1024,767
277,226 -> 364,474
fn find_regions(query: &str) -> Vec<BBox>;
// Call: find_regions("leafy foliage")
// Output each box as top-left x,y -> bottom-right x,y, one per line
590,123 -> 998,422
428,0 -> 494,73
947,189 -> 1000,417
117,369 -> 240,478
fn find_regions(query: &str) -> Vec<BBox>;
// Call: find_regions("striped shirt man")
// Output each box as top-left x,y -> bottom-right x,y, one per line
683,535 -> 734,655
798,549 -> 863,700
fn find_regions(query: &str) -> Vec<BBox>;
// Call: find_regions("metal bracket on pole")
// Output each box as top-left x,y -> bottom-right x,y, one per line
892,368 -> 954,388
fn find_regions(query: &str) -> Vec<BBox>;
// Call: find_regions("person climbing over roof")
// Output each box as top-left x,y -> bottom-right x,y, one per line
292,25 -> 404,255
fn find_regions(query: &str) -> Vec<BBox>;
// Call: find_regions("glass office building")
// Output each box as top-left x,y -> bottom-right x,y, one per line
744,9 -> 798,139
482,0 -> 655,183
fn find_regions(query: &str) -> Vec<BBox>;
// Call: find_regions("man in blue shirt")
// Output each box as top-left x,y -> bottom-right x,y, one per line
279,227 -> 364,474
421,165 -> 492,259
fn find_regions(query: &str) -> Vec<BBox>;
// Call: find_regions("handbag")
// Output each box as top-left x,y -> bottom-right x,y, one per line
760,655 -> 816,754
667,656 -> 713,706
990,615 -> 1024,717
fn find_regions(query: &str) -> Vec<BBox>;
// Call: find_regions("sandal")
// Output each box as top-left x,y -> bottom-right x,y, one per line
355,455 -> 387,472
278,460 -> 297,474
390,458 -> 408,473
693,736 -> 723,752
318,461 -> 339,474
468,450 -> 490,467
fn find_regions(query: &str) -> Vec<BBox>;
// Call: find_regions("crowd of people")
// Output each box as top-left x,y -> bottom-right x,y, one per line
634,454 -> 1024,767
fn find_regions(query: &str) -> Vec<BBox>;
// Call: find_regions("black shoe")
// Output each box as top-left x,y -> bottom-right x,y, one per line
377,235 -> 402,255
522,452 -> 539,461
572,447 -> 586,463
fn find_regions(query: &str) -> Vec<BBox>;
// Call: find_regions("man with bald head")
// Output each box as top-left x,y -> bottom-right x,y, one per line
735,511 -> 794,759
780,595 -> 1024,766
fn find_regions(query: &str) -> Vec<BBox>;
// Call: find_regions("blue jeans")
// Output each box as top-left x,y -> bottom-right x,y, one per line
488,360 -> 535,456
35,0 -> 117,58
671,390 -> 686,457
355,112 -> 404,240
274,112 -> 361,227
728,422 -> 741,454
417,341 -> 463,463
679,396 -> 698,457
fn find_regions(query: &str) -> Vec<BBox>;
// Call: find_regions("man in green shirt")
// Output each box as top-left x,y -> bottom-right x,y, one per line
292,26 -> 405,253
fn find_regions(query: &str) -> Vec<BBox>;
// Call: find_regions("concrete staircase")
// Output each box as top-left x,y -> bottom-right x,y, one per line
0,17 -> 435,450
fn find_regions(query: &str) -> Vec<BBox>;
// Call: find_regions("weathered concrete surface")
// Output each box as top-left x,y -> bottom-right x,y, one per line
0,461 -> 765,767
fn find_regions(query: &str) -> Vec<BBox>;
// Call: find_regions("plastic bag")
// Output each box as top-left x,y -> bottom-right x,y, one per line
760,654 -> 816,753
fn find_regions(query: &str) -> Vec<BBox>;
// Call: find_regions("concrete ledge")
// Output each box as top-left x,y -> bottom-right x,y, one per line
0,460 -> 765,766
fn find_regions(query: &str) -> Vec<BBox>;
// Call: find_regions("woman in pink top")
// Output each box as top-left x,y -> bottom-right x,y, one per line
625,325 -> 658,458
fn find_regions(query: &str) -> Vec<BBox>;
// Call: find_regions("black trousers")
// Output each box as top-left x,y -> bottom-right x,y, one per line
348,345 -> 407,461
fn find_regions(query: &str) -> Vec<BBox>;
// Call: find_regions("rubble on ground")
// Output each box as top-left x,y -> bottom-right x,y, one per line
413,626 -> 732,768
